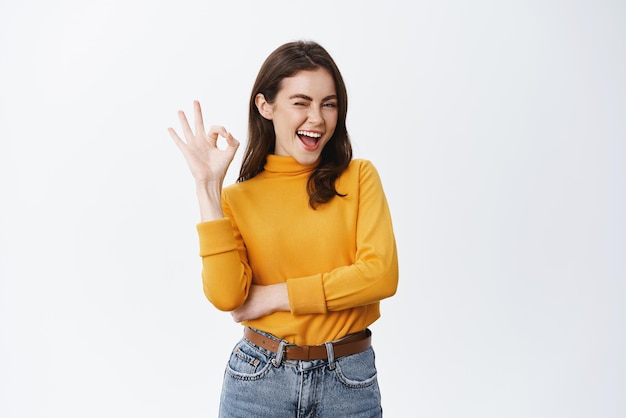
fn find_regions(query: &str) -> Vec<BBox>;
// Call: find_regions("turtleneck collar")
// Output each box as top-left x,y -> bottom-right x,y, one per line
263,154 -> 318,175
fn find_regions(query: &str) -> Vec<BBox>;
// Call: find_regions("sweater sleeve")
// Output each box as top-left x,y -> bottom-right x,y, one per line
197,205 -> 252,311
287,160 -> 399,314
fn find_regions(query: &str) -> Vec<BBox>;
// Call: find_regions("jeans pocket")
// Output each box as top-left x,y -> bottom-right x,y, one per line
334,347 -> 379,389
225,339 -> 272,381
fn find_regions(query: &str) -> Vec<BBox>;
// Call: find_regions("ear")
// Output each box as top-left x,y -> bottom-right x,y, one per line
255,93 -> 273,120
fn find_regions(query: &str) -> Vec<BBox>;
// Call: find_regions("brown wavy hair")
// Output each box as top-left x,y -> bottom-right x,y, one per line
238,40 -> 352,209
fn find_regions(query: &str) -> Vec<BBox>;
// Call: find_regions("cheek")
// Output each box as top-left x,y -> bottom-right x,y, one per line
327,116 -> 339,132
325,110 -> 339,126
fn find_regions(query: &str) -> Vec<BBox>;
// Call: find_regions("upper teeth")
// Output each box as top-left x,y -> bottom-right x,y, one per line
297,131 -> 322,138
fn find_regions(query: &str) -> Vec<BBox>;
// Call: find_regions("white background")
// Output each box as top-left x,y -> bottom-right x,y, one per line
1,0 -> 624,417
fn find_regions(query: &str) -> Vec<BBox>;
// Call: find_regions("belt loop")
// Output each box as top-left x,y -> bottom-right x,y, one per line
325,342 -> 336,370
272,340 -> 287,367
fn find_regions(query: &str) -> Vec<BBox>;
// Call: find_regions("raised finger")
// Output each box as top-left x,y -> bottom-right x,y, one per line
177,109 -> 194,140
167,127 -> 185,148
168,127 -> 192,152
193,100 -> 206,137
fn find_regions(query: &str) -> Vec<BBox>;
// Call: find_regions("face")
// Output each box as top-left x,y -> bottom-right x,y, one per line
256,68 -> 338,165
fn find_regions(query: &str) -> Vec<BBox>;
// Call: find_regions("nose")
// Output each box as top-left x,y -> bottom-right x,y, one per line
307,105 -> 323,124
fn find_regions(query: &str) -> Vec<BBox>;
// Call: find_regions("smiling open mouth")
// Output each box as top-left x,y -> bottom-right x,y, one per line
297,130 -> 322,148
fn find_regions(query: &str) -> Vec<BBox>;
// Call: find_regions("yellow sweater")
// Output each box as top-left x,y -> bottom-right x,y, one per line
197,155 -> 398,345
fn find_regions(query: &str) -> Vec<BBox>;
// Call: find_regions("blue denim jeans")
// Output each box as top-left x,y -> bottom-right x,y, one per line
218,329 -> 382,417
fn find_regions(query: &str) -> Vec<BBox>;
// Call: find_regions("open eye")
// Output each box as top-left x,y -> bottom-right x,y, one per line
323,102 -> 337,108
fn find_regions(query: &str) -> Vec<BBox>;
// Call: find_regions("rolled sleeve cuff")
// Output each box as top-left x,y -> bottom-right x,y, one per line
287,274 -> 327,315
196,218 -> 237,256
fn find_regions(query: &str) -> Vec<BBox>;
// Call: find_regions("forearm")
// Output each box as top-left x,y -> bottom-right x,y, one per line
287,253 -> 399,315
231,283 -> 290,322
196,181 -> 224,222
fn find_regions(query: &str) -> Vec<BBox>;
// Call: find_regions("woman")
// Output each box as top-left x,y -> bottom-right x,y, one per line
169,40 -> 398,417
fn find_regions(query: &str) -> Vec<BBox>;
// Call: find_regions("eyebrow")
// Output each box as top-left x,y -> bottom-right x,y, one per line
289,94 -> 337,101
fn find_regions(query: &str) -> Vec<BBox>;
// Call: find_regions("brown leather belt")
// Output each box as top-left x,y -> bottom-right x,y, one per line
244,327 -> 371,361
